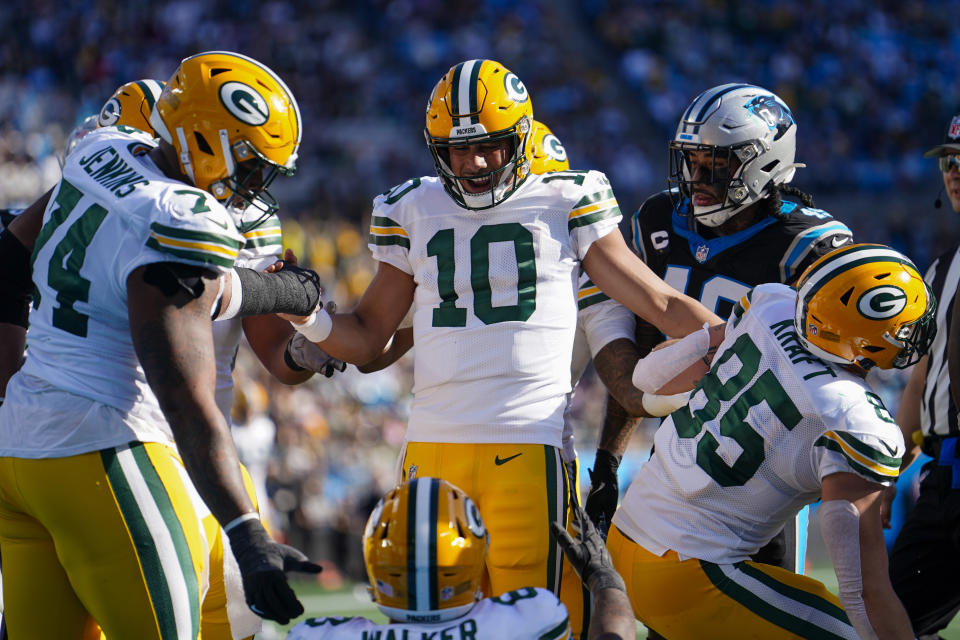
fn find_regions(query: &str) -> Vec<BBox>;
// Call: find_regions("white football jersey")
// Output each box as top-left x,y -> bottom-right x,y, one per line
287,587 -> 571,640
0,127 -> 244,457
212,211 -> 284,420
614,283 -> 904,564
369,171 -> 621,445
562,272 -> 635,461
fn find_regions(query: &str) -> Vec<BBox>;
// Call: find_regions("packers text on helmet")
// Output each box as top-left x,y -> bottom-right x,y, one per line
363,477 -> 488,624
425,59 -> 533,210
150,51 -> 301,229
794,243 -> 936,370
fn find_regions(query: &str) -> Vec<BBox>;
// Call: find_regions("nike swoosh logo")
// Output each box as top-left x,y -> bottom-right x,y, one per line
831,235 -> 848,248
588,481 -> 605,497
206,216 -> 229,230
880,441 -> 898,456
495,453 -> 523,466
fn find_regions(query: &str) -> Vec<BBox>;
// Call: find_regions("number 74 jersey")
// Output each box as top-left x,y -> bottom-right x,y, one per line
368,171 -> 621,446
613,283 -> 905,565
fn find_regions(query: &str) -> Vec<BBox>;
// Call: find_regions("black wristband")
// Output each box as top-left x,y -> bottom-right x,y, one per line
0,228 -> 34,328
235,266 -> 321,317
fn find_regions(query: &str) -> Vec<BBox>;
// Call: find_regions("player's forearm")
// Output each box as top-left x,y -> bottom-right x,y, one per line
357,327 -> 414,373
589,587 -> 636,640
0,324 -> 26,398
861,583 -> 915,640
593,339 -> 649,418
129,269 -> 254,525
242,314 -> 314,385
597,394 -> 642,457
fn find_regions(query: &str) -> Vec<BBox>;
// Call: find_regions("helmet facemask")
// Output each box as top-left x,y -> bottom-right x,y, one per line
426,116 -> 531,210
669,140 -> 768,227
212,139 -> 293,232
886,282 -> 937,369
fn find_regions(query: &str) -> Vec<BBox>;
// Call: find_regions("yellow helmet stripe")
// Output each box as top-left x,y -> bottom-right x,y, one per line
798,247 -> 915,306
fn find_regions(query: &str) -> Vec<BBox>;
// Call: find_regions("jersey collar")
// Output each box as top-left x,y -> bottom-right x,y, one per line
671,197 -> 778,263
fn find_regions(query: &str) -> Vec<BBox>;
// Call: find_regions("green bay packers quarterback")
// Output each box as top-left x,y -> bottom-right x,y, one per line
610,244 -> 934,639
283,58 -> 718,638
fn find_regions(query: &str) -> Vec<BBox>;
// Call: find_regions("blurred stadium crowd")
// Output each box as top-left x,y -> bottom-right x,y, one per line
3,0 -> 958,582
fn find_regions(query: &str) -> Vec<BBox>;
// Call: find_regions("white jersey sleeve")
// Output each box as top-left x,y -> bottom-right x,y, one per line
367,179 -> 416,275
560,170 -> 622,259
287,588 -> 570,640
810,384 -> 904,486
576,272 -> 635,359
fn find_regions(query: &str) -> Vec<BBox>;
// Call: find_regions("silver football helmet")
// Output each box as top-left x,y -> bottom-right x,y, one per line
669,84 -> 804,227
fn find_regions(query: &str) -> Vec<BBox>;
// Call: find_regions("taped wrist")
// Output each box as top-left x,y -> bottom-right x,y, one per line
641,391 -> 691,417
819,500 -> 877,640
234,266 -> 321,317
586,567 -> 627,594
0,228 -> 33,327
632,323 -> 710,393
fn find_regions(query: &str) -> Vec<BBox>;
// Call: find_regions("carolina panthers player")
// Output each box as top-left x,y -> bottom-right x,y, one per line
353,119 -> 646,637
282,58 -> 719,636
0,52 -> 321,639
288,477 -> 636,640
612,244 -> 934,639
586,83 -> 854,577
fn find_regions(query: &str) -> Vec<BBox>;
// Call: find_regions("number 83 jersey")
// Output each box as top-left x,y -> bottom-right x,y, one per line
369,170 -> 621,446
613,283 -> 905,565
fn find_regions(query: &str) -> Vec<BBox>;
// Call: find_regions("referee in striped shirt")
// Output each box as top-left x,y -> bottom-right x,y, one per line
888,111 -> 960,638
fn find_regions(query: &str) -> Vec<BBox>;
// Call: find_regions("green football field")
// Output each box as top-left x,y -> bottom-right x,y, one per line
262,566 -> 960,639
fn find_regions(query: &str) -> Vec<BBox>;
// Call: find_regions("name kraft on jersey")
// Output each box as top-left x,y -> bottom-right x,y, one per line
361,619 -> 478,640
78,146 -> 149,197
768,319 -> 836,380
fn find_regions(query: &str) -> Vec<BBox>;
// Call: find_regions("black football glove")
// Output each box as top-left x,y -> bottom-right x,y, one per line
226,519 -> 323,625
550,504 -> 626,594
585,449 -> 621,538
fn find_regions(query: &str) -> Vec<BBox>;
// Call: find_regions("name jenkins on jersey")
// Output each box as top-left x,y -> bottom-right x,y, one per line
631,190 -> 853,320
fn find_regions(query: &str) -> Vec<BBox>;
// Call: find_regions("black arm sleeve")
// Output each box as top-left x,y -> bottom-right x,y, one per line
234,265 -> 322,317
0,228 -> 34,327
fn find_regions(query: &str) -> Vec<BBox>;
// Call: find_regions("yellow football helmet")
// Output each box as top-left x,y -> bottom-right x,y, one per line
150,51 -> 301,228
363,477 -> 488,623
529,120 -> 569,174
425,59 -> 533,209
794,243 -> 936,370
97,79 -> 166,134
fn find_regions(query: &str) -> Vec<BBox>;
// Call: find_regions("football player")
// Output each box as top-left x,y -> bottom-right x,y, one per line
287,477 -> 635,640
353,119 -> 646,637
609,244 -> 934,639
0,52 -> 322,639
282,58 -> 719,636
585,83 -> 854,576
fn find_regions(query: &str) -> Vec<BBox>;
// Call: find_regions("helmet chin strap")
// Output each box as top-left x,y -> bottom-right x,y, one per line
175,127 -> 196,185
693,199 -> 753,227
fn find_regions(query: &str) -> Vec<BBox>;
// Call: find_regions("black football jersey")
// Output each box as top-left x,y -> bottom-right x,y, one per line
630,189 -> 853,322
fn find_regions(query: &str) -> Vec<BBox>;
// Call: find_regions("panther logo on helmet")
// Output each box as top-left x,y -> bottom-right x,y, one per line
743,94 -> 794,140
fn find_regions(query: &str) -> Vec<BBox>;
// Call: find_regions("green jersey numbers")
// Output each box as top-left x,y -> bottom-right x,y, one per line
31,179 -> 109,337
672,333 -> 803,487
428,223 -> 537,327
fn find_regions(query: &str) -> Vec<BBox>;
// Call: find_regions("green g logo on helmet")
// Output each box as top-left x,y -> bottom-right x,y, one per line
219,81 -> 270,125
543,134 -> 567,162
504,73 -> 529,103
857,285 -> 908,320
